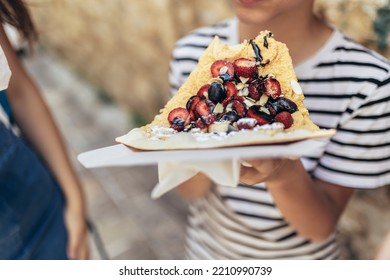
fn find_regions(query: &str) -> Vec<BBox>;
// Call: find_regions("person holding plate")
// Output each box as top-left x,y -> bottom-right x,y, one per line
171,0 -> 390,259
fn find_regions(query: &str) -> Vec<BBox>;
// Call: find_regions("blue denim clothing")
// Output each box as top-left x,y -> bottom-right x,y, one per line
0,121 -> 68,259
0,90 -> 14,124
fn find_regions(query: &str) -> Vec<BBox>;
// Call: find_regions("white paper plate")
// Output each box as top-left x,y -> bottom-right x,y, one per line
77,138 -> 327,168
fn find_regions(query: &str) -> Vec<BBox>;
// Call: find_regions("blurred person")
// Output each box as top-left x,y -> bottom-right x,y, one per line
0,0 -> 88,259
170,0 -> 390,259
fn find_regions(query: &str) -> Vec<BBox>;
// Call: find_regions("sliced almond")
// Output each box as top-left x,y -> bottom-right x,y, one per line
268,73 -> 276,79
239,87 -> 249,97
208,121 -> 229,133
229,123 -> 239,131
239,76 -> 250,84
225,103 -> 233,112
236,83 -> 247,90
213,102 -> 224,114
243,98 -> 255,108
291,79 -> 303,95
257,94 -> 269,105
259,106 -> 270,114
219,66 -> 228,75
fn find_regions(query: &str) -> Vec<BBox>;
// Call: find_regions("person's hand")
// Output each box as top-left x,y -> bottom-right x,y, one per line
64,206 -> 89,260
239,158 -> 289,185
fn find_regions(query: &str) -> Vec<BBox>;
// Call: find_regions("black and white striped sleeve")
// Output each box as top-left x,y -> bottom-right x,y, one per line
169,53 -> 182,96
168,21 -> 231,96
168,42 -> 201,96
313,78 -> 390,188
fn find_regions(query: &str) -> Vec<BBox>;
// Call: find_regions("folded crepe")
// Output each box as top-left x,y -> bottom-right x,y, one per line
116,30 -> 335,150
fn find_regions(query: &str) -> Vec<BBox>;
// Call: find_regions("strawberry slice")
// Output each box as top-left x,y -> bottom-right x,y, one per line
196,84 -> 210,97
222,95 -> 244,107
201,114 -> 217,126
233,58 -> 258,79
195,99 -> 215,116
189,110 -> 199,121
210,60 -> 234,79
225,81 -> 237,98
237,118 -> 257,130
248,79 -> 264,101
168,107 -> 190,131
225,99 -> 247,117
264,77 -> 282,98
247,106 -> 272,125
168,107 -> 189,124
186,95 -> 204,112
195,118 -> 207,129
187,95 -> 207,121
274,111 -> 294,129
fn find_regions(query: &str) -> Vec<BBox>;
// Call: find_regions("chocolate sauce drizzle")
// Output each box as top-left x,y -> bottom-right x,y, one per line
263,36 -> 269,48
249,39 -> 263,66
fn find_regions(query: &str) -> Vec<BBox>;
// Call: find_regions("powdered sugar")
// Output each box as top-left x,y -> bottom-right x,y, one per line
148,123 -> 284,142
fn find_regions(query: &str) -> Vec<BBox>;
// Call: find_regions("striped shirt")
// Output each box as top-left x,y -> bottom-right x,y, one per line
169,18 -> 390,259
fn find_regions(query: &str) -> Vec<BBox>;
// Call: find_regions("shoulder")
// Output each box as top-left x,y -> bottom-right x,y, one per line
326,29 -> 390,83
176,18 -> 235,46
300,28 -> 390,103
172,18 -> 236,58
336,34 -> 390,108
170,18 -> 236,81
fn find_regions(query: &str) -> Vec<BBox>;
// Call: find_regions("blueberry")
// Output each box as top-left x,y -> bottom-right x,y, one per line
208,82 -> 226,104
172,118 -> 185,126
277,97 -> 298,113
266,99 -> 279,115
219,73 -> 231,82
218,111 -> 240,123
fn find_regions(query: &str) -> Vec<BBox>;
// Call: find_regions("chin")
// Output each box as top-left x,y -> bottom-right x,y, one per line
235,8 -> 273,26
233,0 -> 276,25
233,0 -> 311,27
234,0 -> 270,6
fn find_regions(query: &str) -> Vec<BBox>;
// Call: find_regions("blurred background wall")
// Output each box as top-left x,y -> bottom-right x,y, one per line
27,0 -> 234,125
25,0 -> 390,259
28,0 -> 389,123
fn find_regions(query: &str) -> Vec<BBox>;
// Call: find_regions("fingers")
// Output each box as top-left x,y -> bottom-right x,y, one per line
240,160 -> 254,168
67,230 -> 89,260
78,237 -> 89,260
67,232 -> 79,260
240,165 -> 268,185
239,158 -> 290,185
64,206 -> 90,260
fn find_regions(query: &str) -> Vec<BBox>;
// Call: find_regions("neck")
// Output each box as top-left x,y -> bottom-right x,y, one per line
238,9 -> 332,65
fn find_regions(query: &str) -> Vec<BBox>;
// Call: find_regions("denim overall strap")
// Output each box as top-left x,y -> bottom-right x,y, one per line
0,122 -> 68,259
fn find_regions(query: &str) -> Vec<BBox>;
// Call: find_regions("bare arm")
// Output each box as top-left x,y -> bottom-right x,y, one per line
240,158 -> 354,242
375,231 -> 390,259
0,25 -> 88,259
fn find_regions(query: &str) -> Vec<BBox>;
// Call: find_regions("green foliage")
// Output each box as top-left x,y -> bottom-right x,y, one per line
374,3 -> 390,50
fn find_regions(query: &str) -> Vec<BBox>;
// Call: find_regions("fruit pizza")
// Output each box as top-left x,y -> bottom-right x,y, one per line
116,31 -> 335,150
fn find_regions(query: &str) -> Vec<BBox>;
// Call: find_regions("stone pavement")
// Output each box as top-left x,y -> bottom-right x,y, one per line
23,50 -> 188,260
